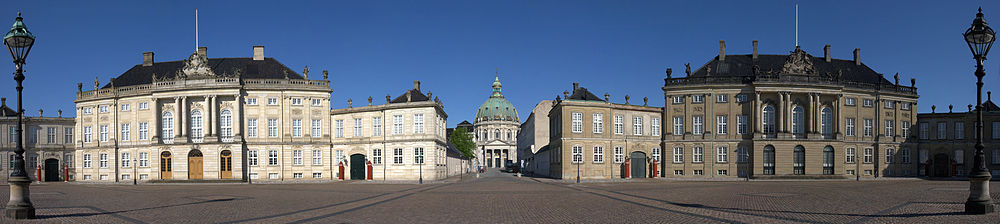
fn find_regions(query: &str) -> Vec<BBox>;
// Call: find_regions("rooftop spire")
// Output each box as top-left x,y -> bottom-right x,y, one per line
492,70 -> 503,97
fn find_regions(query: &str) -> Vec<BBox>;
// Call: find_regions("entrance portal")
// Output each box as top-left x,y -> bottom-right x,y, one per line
630,151 -> 647,178
44,159 -> 59,181
350,154 -> 366,180
189,149 -> 204,180
933,153 -> 950,177
161,151 -> 172,179
220,150 -> 233,179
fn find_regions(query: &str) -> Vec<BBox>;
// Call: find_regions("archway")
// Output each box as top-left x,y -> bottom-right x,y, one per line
630,151 -> 647,178
188,149 -> 204,180
933,153 -> 950,177
161,151 -> 172,179
220,150 -> 233,179
44,159 -> 59,182
350,154 -> 366,180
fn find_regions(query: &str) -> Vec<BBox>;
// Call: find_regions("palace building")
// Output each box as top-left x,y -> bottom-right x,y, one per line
915,99 -> 1000,177
73,46 -> 334,182
330,81 -> 461,181
517,100 -> 552,176
473,76 -> 520,169
546,83 -> 663,179
0,101 -> 75,181
662,41 -> 919,179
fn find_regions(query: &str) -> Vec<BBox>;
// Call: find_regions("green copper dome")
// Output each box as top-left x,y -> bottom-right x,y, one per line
475,76 -> 519,123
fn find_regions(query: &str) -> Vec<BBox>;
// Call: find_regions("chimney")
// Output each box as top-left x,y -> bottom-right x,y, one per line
824,45 -> 831,62
197,47 -> 207,58
142,52 -> 154,66
853,48 -> 861,65
752,40 -> 758,60
572,82 -> 579,90
57,110 -> 62,118
253,46 -> 265,61
719,40 -> 726,61
38,109 -> 42,117
413,80 -> 421,91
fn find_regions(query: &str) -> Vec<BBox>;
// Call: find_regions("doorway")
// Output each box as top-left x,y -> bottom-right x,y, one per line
189,149 -> 204,180
44,159 -> 59,181
933,153 -> 950,177
630,151 -> 646,178
161,151 -> 172,179
220,150 -> 232,179
350,154 -> 366,180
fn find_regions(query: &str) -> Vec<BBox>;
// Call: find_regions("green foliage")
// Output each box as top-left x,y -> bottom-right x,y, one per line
449,128 -> 476,158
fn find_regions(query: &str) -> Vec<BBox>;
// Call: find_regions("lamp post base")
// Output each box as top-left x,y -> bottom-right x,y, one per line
965,200 -> 995,214
965,175 -> 994,214
5,177 -> 35,219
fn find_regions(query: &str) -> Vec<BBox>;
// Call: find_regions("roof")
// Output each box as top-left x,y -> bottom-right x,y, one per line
103,57 -> 302,89
0,99 -> 15,117
689,47 -> 891,85
389,89 -> 429,103
446,142 -> 468,159
567,87 -> 606,102
476,76 -> 519,123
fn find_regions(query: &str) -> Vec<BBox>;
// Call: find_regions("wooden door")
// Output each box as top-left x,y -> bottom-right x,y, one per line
189,150 -> 203,180
220,150 -> 232,179
161,151 -> 172,180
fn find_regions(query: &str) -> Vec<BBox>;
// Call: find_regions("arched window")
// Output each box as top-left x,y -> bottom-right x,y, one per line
507,129 -> 512,140
821,107 -> 833,136
763,106 -> 775,134
495,129 -> 500,140
220,109 -> 233,141
191,110 -> 203,141
823,146 -> 834,175
792,106 -> 804,135
763,145 -> 775,175
162,112 -> 174,141
793,145 -> 805,174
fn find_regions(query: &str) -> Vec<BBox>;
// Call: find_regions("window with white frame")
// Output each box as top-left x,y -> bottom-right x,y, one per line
291,119 -> 302,138
413,114 -> 424,134
717,146 -> 728,163
138,102 -> 148,110
763,106 -> 775,133
863,119 -> 873,137
572,146 -> 583,164
64,127 -> 73,144
613,115 -> 624,135
220,110 -> 233,140
99,125 -> 109,142
248,119 -> 258,138
884,101 -> 895,109
992,150 -> 1000,164
614,146 -> 624,163
692,95 -> 703,103
919,122 -> 929,139
955,122 -> 964,140
190,110 -> 203,140
673,147 -> 684,163
633,116 -> 643,135
99,105 -> 109,113
652,147 -> 661,163
121,104 -> 130,111
312,119 -> 322,138
138,122 -> 148,141
716,94 -> 727,103
901,149 -> 910,164
884,120 -> 894,137
120,123 -> 130,141
393,148 -> 403,164
651,118 -> 660,136
937,122 -> 947,139
672,96 -> 684,104
267,98 -> 278,105
863,148 -> 873,163
247,98 -> 258,105
902,121 -> 910,138
593,146 -> 604,163
139,152 -> 148,167
335,120 -> 344,138
268,119 -> 279,138
393,115 -> 403,135
792,106 -> 804,135
863,99 -> 873,107
571,112 -> 583,133
268,150 -> 278,165
736,94 -> 748,103
885,148 -> 894,164
293,150 -> 303,165
83,107 -> 92,114
372,117 -> 383,136
99,153 -> 108,168
955,149 -> 965,164
336,150 -> 344,163
716,115 -> 727,135
414,148 -> 424,164
291,98 -> 302,105
692,146 -> 703,163
993,122 -> 1000,139
673,117 -> 684,135
845,97 -> 856,106
737,115 -> 747,135
313,173 -> 322,178
692,116 -> 703,135
121,152 -> 130,167
312,98 -> 322,106
737,146 -> 748,163
313,150 -> 322,165
846,147 -> 856,163
821,108 -> 833,135
84,126 -> 92,143
373,149 -> 383,164
46,127 -> 55,143
352,118 -> 362,137
901,102 -> 910,110
83,154 -> 92,168
593,113 -> 603,134
248,150 -> 258,166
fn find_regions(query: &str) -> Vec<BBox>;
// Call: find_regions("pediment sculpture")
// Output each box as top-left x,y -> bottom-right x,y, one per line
780,46 -> 816,75
177,51 -> 216,79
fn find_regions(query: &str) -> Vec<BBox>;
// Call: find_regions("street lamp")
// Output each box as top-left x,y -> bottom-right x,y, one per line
575,153 -> 581,183
3,12 -> 36,219
963,7 -> 996,215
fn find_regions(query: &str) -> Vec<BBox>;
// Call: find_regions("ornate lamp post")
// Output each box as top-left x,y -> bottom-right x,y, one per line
3,12 -> 36,219
963,7 -> 996,214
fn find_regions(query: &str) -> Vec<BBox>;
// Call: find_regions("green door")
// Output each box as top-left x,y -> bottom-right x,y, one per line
630,152 -> 646,178
350,154 -> 366,180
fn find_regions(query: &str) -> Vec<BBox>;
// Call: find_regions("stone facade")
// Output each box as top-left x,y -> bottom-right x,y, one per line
473,76 -> 519,169
0,103 -> 75,182
915,100 -> 1000,177
517,100 -> 552,176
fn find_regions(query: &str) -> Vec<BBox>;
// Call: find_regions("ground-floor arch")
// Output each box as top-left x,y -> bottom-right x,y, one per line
161,151 -> 173,180
220,150 -> 233,179
189,149 -> 204,180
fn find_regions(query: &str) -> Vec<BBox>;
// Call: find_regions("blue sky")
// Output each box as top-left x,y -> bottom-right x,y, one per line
2,1 -> 998,125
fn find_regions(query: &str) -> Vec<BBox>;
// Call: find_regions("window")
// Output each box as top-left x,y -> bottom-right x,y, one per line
736,94 -> 748,102
633,116 -> 643,135
121,104 -> 130,111
246,98 -> 258,105
763,106 -> 775,134
863,99 -> 873,107
993,122 -> 1000,139
672,96 -> 684,104
248,150 -> 258,166
393,115 -> 403,135
937,122 -> 947,139
693,170 -> 704,175
413,114 -> 424,134
84,126 -> 93,143
674,170 -> 684,175
763,145 -> 775,175
884,101 -> 895,109
955,149 -> 965,164
139,152 -> 148,167
120,123 -> 130,141
99,125 -> 109,142
793,146 -> 805,175
919,123 -> 929,139
121,152 -> 130,167
692,95 -> 703,103
190,110 -> 203,141
716,94 -> 728,103
614,146 -> 624,163
393,148 -> 403,164
312,119 -> 322,138
373,149 -> 383,164
313,173 -> 322,178
651,147 -> 661,164
572,146 -> 583,164
901,149 -> 911,164
845,98 -> 856,106
863,148 -> 873,163
27,127 -> 37,144
589,113 -> 602,134
293,173 -> 303,179
717,146 -> 728,163
673,117 -> 684,135
884,120 -> 894,137
122,174 -> 131,180
138,102 -> 149,110
99,153 -> 108,168
46,127 -> 55,143
83,107 -> 93,114
571,112 -> 583,133
863,119 -> 873,137
336,150 -> 345,163
99,105 -> 109,113
312,98 -> 322,106
248,119 -> 258,138
268,119 -> 279,138
83,154 -> 92,168
83,175 -> 92,180
220,110 -> 233,140
291,98 -> 302,105
692,146 -> 704,163
955,122 -> 964,140
651,118 -> 660,136
268,150 -> 278,166
291,119 -> 303,138
737,146 -> 748,163
64,127 -> 73,144
372,117 -> 382,136
267,98 -> 277,105
792,107 -> 804,135
414,148 -> 424,164
823,146 -> 834,175
901,102 -> 910,110
692,116 -> 703,135
593,146 -> 604,163
736,115 -> 747,135
902,121 -> 910,138
334,120 -> 344,138
846,147 -> 856,163
885,148 -> 894,164
293,150 -> 303,165
673,147 -> 684,163
269,173 -> 278,179
821,108 -> 833,135
992,150 -> 1000,164
716,115 -> 727,135
613,115 -> 624,135
138,122 -> 148,141
846,118 -> 856,136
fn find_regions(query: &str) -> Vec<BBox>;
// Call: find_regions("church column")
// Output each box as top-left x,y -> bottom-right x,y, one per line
233,94 -> 243,141
180,96 -> 187,138
809,93 -> 816,134
778,92 -> 785,133
174,96 -> 181,138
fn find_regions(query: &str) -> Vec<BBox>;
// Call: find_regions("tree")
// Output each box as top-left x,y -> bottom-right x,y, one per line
449,128 -> 476,158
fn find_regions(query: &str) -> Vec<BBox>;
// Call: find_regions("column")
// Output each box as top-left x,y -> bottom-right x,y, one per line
835,94 -> 842,138
808,93 -> 815,134
204,96 -> 212,137
233,94 -> 243,141
152,98 -> 160,142
176,96 -> 184,138
778,92 -> 786,133
755,91 -> 761,133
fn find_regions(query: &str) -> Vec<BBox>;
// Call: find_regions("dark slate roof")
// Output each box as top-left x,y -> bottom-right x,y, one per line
691,54 -> 891,85
0,101 -> 15,117
983,99 -> 1000,112
103,57 -> 302,89
389,89 -> 429,103
567,87 -> 606,102
446,142 -> 467,159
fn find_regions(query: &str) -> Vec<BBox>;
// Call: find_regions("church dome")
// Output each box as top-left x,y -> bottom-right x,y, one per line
475,76 -> 519,123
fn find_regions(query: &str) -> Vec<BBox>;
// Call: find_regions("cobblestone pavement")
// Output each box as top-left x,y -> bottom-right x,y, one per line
0,170 -> 998,223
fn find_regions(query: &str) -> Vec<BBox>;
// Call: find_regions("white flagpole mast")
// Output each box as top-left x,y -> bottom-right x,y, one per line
795,4 -> 798,46
196,9 -> 199,50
